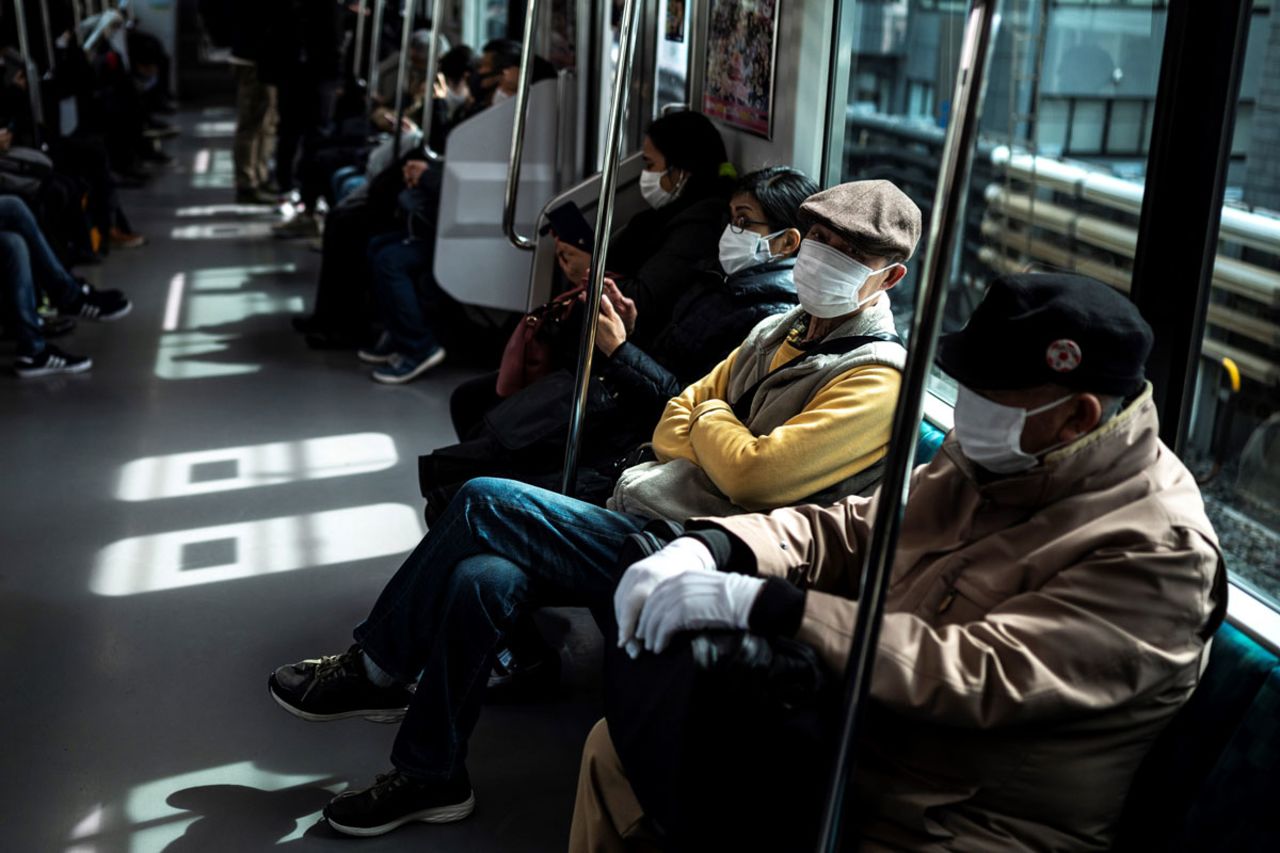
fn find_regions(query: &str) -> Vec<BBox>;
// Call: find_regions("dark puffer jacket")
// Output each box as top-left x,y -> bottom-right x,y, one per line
605,195 -> 731,349
601,259 -> 797,427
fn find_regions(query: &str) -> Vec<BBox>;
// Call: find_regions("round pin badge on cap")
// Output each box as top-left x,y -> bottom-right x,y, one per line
1046,339 -> 1082,373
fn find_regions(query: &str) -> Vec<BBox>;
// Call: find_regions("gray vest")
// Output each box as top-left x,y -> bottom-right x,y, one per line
610,297 -> 906,521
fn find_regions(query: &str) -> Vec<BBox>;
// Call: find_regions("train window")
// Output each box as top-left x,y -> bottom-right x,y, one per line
834,1 -> 1280,616
1180,7 -> 1280,611
835,0 -> 1166,386
655,0 -> 690,111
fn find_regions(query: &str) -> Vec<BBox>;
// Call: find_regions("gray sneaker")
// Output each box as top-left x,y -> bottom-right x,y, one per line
371,348 -> 446,385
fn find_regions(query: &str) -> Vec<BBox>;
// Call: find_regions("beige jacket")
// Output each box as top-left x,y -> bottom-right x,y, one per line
705,386 -> 1225,851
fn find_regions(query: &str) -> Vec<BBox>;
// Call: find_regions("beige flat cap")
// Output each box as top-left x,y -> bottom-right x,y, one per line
800,179 -> 923,261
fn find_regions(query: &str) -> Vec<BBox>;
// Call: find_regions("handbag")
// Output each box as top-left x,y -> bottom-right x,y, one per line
495,284 -> 588,397
0,147 -> 54,198
602,528 -> 834,852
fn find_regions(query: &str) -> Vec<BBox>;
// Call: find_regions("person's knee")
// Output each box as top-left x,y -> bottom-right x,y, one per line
453,477 -> 524,512
450,555 -> 530,617
0,195 -> 27,220
0,232 -> 29,267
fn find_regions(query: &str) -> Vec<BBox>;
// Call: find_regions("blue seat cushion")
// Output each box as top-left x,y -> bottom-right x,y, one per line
1114,623 -> 1279,850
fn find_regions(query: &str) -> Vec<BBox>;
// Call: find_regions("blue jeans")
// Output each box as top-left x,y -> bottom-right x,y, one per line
352,477 -> 648,781
330,166 -> 366,203
367,232 -> 444,360
0,196 -> 82,357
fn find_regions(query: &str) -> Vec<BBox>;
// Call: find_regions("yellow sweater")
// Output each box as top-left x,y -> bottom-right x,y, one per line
651,342 -> 902,510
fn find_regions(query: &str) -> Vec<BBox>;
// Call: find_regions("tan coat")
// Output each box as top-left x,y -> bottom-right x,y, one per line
706,385 -> 1225,851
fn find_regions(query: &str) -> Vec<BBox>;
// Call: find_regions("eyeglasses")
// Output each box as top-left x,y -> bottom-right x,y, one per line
728,216 -> 771,234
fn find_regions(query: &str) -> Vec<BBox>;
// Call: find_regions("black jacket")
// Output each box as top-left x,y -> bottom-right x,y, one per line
605,194 -> 729,349
600,260 -> 797,426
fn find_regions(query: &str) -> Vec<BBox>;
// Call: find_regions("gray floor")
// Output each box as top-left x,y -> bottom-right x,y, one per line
0,108 -> 602,852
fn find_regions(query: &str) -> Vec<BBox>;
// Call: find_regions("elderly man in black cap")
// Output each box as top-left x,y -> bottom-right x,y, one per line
264,179 -> 923,838
572,272 -> 1226,852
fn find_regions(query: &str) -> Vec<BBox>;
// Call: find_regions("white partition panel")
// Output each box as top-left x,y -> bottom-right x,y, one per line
434,80 -> 561,311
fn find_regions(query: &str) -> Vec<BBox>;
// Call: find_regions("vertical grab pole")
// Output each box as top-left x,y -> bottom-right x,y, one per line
11,0 -> 46,147
367,0 -> 388,109
813,1 -> 1002,851
419,0 -> 444,155
352,0 -> 369,89
38,0 -> 56,72
560,0 -> 644,496
501,0 -> 540,250
391,0 -> 416,161
71,0 -> 82,38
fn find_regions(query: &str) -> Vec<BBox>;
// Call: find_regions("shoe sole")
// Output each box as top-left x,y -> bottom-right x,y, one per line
15,358 -> 93,378
356,350 -> 395,365
371,350 -> 446,385
325,793 -> 476,837
267,682 -> 407,724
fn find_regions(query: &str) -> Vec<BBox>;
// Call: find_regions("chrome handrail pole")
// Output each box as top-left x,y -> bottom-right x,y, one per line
419,0 -> 444,157
11,0 -> 46,144
38,0 -> 56,71
501,0 -> 540,250
815,2 -> 1003,851
367,0 -> 388,108
391,0 -> 416,161
560,0 -> 643,495
352,0 -> 369,88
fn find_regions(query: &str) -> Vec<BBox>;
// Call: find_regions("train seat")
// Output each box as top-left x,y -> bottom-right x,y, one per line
1115,621 -> 1280,851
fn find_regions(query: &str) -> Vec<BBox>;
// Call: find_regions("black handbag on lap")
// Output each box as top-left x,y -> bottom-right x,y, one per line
601,530 -> 835,853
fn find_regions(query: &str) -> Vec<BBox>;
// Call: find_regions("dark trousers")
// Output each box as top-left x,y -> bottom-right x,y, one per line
310,200 -> 375,337
275,76 -> 337,194
352,478 -> 646,781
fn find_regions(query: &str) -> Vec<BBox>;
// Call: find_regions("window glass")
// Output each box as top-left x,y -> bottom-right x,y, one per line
837,0 -> 1164,344
1068,100 -> 1106,154
655,0 -> 690,113
835,0 -> 1280,610
1182,7 -> 1280,609
1107,100 -> 1144,154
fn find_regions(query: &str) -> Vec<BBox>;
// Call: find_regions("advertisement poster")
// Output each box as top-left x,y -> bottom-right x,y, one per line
701,0 -> 780,138
665,0 -> 686,43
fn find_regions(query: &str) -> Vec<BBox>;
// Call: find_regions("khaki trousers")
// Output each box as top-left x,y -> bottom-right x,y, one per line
569,720 -> 664,853
233,63 -> 278,191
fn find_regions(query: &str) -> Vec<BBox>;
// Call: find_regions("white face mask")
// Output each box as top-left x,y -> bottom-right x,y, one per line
718,225 -> 784,276
490,87 -> 512,105
952,385 -> 1076,474
640,168 -> 682,209
444,86 -> 468,111
793,240 -> 901,319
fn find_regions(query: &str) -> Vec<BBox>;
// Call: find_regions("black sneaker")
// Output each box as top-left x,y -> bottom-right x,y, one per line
15,345 -> 92,378
268,644 -> 411,723
63,283 -> 132,322
324,769 -> 475,837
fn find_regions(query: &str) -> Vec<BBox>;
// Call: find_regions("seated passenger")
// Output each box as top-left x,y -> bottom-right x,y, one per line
0,195 -> 131,377
265,178 -> 921,837
360,109 -> 734,383
572,272 -> 1227,852
290,43 -> 556,349
424,166 -> 817,507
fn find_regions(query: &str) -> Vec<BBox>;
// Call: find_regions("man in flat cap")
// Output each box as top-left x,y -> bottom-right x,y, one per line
263,180 -> 923,837
574,272 -> 1226,852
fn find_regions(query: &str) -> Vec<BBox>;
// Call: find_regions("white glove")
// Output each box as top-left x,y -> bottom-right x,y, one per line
614,537 -> 716,656
637,571 -> 766,654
